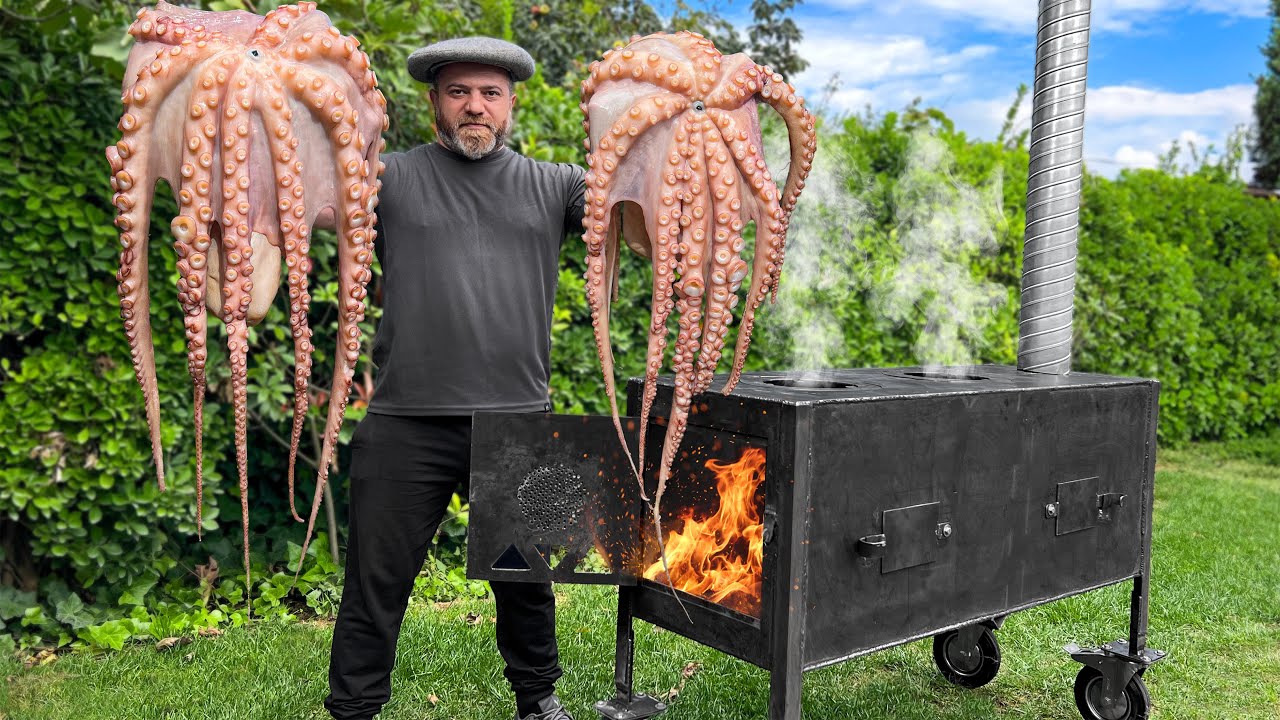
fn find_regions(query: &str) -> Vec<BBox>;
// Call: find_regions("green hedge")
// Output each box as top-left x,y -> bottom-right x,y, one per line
1077,170 -> 1280,441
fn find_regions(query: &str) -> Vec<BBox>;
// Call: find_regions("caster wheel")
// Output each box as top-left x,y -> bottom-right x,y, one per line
1074,666 -> 1151,720
932,626 -> 1001,688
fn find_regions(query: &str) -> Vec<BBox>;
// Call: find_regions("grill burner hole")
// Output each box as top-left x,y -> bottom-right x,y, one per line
764,378 -> 853,389
902,371 -> 988,381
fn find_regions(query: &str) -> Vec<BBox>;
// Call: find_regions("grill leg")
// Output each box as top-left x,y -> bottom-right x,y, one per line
1127,572 -> 1149,653
595,586 -> 667,720
768,658 -> 802,720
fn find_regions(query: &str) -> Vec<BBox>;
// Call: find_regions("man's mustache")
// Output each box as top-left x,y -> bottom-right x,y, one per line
454,115 -> 496,131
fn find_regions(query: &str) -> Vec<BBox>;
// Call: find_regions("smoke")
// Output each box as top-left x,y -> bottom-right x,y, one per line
874,130 -> 1007,369
753,123 -> 1006,374
757,119 -> 869,376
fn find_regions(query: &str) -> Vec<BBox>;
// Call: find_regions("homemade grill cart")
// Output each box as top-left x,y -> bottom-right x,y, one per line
467,0 -> 1166,718
468,367 -> 1165,720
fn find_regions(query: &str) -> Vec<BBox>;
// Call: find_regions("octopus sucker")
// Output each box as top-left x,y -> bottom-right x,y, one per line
109,1 -> 386,596
582,33 -> 815,530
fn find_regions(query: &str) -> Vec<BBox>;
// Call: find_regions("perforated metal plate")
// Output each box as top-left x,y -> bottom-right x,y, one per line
467,412 -> 645,584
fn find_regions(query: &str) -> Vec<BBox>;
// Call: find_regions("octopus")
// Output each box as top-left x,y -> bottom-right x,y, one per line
579,32 -> 816,524
107,1 -> 387,589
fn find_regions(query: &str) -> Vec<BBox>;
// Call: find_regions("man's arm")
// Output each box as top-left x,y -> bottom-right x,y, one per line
563,163 -> 587,236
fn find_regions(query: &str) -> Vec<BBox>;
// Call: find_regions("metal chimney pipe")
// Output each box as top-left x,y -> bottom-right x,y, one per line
1018,0 -> 1092,374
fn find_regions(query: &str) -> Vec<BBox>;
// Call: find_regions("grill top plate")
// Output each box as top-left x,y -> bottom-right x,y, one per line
637,364 -> 1155,407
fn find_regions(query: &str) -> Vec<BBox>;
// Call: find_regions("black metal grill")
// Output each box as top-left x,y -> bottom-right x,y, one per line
467,365 -> 1166,719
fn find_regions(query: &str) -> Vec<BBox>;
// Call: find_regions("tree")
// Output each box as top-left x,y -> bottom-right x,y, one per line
747,0 -> 807,79
1250,0 -> 1280,187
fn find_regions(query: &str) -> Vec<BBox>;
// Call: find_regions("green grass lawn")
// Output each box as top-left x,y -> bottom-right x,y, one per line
4,439 -> 1278,720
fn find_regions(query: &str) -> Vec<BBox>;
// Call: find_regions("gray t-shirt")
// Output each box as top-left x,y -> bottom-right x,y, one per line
367,142 -> 586,415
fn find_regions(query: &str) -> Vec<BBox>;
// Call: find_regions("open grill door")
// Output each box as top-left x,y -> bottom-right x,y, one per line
466,412 -> 645,585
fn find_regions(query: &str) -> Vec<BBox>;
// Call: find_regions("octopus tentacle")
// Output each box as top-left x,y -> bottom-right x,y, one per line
753,66 -> 816,218
129,8 -> 201,45
216,57 -> 257,596
636,145 -> 690,489
692,124 -> 748,395
170,49 -> 237,536
109,40 -> 225,491
583,200 -> 638,484
583,50 -> 698,111
583,93 -> 689,489
256,72 -> 313,524
705,108 -> 786,394
666,31 -> 720,98
282,64 -> 376,578
751,66 -> 817,300
705,65 -> 763,110
249,1 -> 318,47
655,112 -> 711,510
584,93 -> 687,255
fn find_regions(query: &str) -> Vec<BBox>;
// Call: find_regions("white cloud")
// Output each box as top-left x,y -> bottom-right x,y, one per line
1085,85 -> 1252,175
791,32 -> 1003,116
1113,145 -> 1161,168
783,11 -> 1257,180
1087,84 -> 1254,121
807,0 -> 1268,34
796,32 -> 997,87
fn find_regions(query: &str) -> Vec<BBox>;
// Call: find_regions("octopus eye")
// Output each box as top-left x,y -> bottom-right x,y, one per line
248,48 -> 262,60
692,100 -> 705,113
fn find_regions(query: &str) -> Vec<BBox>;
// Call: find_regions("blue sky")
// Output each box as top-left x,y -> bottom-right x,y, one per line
674,0 -> 1270,177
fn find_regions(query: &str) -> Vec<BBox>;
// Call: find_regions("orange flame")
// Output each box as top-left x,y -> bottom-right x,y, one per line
642,446 -> 766,617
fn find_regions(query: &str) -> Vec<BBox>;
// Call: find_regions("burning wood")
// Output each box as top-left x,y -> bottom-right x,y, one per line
642,446 -> 766,617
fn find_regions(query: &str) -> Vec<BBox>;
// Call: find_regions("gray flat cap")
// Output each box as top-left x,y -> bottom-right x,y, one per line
407,37 -> 535,84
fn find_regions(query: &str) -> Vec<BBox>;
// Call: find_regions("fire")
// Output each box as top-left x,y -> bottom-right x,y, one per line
642,446 -> 766,617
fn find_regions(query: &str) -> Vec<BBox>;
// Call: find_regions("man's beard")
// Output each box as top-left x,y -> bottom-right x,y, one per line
437,113 -> 509,160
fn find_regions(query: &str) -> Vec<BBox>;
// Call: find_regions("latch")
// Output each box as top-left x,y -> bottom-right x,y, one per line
1054,477 -> 1127,535
1097,492 -> 1126,522
763,507 -> 778,545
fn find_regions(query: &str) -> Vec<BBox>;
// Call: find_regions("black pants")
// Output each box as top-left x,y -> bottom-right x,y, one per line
324,413 -> 562,720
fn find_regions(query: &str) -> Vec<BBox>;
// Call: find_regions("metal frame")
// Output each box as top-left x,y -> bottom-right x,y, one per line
582,367 -> 1166,720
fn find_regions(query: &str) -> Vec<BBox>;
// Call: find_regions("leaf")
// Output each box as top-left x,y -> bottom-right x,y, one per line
0,586 -> 36,621
118,574 -> 158,606
81,620 -> 131,651
54,594 -> 94,630
155,636 -> 191,652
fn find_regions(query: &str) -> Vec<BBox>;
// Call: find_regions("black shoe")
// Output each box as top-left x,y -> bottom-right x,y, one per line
515,694 -> 574,720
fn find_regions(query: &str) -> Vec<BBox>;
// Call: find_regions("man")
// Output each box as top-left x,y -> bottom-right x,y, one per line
323,37 -> 586,720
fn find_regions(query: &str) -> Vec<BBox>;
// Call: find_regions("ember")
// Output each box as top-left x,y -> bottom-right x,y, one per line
642,447 -> 766,616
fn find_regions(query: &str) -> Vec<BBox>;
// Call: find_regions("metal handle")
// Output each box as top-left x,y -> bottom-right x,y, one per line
855,534 -> 887,558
